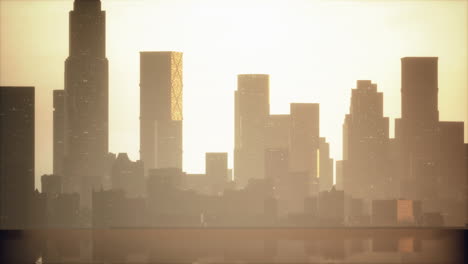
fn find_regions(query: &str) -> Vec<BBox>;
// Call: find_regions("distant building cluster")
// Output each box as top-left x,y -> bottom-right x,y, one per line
1,0 -> 466,229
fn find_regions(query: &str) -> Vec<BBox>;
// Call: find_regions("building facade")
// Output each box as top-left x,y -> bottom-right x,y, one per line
234,74 -> 270,187
342,80 -> 392,202
53,90 -> 65,176
140,51 -> 183,172
0,86 -> 35,229
63,0 -> 109,208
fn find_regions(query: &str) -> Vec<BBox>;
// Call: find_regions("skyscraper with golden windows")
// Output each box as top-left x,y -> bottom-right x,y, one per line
140,52 -> 183,171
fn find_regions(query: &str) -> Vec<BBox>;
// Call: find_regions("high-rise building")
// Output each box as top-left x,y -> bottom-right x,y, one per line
400,57 -> 439,124
396,58 -> 440,201
289,103 -> 319,178
140,51 -> 183,171
318,137 -> 334,192
342,80 -> 391,202
396,57 -> 466,226
234,74 -> 270,187
63,0 -> 109,208
205,152 -> 228,195
53,90 -> 65,176
0,86 -> 35,229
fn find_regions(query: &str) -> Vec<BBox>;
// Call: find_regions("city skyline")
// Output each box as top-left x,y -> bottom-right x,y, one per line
1,0 -> 467,190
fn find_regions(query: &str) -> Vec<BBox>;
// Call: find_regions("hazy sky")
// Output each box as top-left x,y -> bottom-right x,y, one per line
1,0 -> 467,189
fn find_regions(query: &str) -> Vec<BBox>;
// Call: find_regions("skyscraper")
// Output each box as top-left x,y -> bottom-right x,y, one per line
396,57 -> 466,226
53,90 -> 65,176
234,74 -> 270,187
63,0 -> 109,208
400,57 -> 439,124
140,51 -> 183,172
0,86 -> 35,229
396,58 -> 440,201
289,103 -> 319,177
342,80 -> 391,201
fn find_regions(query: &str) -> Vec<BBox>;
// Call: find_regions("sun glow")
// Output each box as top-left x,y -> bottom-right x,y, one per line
0,0 -> 466,189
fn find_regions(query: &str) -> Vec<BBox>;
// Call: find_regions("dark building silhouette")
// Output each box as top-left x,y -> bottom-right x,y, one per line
318,137 -> 334,192
140,51 -> 183,172
205,152 -> 228,195
342,80 -> 392,203
234,74 -> 270,187
0,86 -> 35,229
41,174 -> 62,198
63,0 -> 109,208
437,121 -> 466,224
53,90 -> 65,176
396,58 -> 439,202
289,103 -> 319,190
395,57 -> 465,226
111,153 -> 144,198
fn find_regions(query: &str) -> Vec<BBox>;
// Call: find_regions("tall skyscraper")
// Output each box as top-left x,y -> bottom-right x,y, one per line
400,57 -> 439,124
396,57 -> 465,225
396,58 -> 439,198
396,58 -> 440,201
140,51 -> 183,172
0,86 -> 35,229
234,74 -> 270,187
63,0 -> 109,208
53,90 -> 65,176
342,80 -> 391,201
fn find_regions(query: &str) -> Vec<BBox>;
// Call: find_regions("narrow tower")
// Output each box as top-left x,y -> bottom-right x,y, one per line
63,0 -> 109,208
140,51 -> 183,172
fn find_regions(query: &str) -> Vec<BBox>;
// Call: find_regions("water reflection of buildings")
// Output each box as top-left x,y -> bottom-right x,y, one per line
0,229 -> 463,263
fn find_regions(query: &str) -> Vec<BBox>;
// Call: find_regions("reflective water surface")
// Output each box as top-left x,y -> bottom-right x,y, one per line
0,228 -> 465,263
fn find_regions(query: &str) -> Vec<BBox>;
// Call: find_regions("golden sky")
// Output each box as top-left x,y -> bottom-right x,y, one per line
0,0 -> 467,189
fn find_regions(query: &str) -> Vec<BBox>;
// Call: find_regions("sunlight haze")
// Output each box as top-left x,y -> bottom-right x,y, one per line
0,0 -> 466,189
